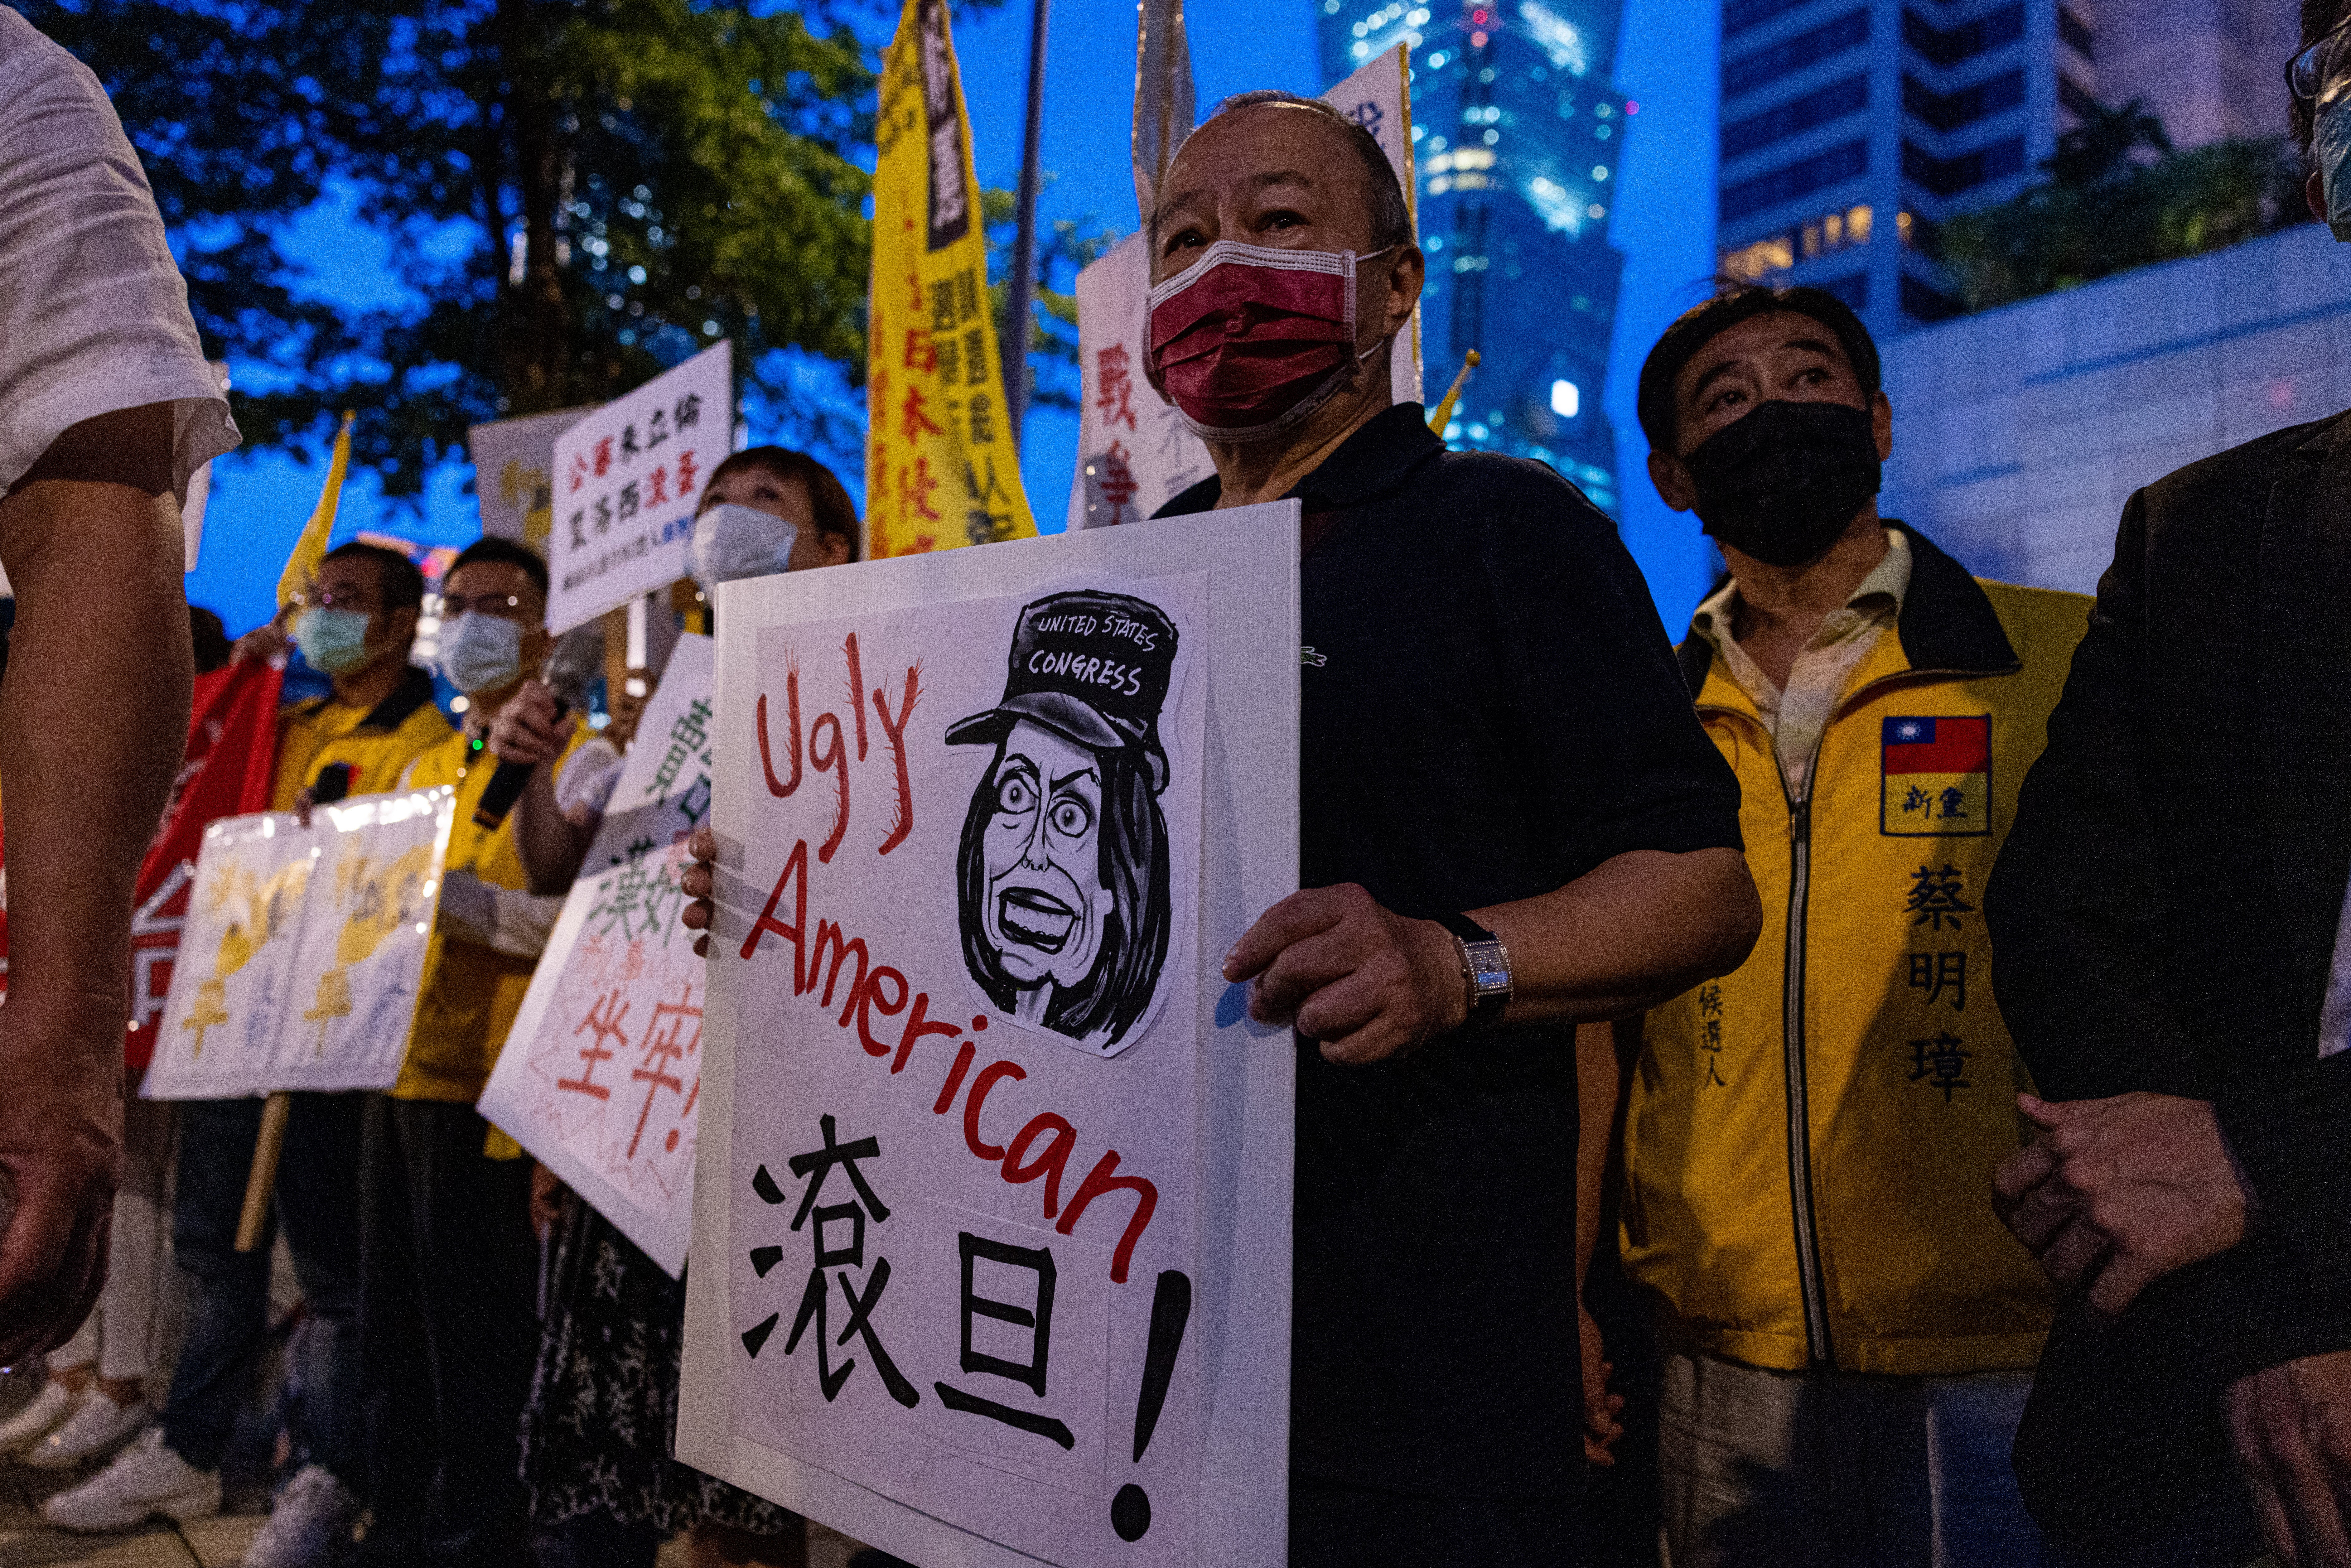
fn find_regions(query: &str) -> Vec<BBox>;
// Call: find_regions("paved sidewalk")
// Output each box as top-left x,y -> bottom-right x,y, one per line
1,1466 -> 870,1568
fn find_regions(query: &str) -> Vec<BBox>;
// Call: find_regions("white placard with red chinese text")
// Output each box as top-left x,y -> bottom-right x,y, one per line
477,635 -> 718,1276
1067,47 -> 1417,530
144,790 -> 456,1100
680,505 -> 1301,1567
546,341 -> 733,634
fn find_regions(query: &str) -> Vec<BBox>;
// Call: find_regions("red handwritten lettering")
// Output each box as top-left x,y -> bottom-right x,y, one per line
1002,1113 -> 1077,1216
891,988 -> 960,1074
856,966 -> 909,1058
963,1059 -> 1026,1161
756,668 -> 802,797
809,712 -> 849,862
741,838 -> 808,971
1058,1151 -> 1157,1285
807,920 -> 868,1022
933,1039 -> 977,1112
843,633 -> 869,760
871,663 -> 923,857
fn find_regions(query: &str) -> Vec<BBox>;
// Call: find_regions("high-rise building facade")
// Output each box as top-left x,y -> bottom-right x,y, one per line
1319,0 -> 1629,513
1715,0 -> 2098,339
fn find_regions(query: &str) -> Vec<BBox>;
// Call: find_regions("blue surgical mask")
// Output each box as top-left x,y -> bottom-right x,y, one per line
438,612 -> 527,696
2320,97 -> 2351,240
293,607 -> 373,675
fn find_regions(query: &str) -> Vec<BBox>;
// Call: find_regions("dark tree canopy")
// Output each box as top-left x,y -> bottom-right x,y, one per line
24,0 -> 899,498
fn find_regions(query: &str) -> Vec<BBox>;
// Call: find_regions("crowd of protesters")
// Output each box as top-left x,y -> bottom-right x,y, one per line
4,3 -> 2351,1567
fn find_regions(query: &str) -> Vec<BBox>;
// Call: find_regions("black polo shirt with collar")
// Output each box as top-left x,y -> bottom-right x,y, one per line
1157,402 -> 1743,1500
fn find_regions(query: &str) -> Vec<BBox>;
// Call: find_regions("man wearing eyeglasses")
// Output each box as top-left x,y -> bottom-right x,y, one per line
1982,17 -> 2351,1568
357,535 -> 587,1568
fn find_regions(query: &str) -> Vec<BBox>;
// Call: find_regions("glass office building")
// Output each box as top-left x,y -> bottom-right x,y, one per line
1319,0 -> 1629,514
1715,0 -> 2096,338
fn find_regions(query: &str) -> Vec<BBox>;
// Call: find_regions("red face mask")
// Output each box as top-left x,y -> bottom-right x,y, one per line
1147,240 -> 1393,441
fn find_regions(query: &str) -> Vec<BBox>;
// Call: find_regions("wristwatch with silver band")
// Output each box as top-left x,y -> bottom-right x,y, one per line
1438,912 -> 1512,1031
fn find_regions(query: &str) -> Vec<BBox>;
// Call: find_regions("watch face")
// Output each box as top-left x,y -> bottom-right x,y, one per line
1465,939 -> 1511,996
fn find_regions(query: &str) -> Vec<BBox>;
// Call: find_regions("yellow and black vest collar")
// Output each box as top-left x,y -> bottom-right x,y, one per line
297,663 -> 440,735
1675,520 -> 2020,699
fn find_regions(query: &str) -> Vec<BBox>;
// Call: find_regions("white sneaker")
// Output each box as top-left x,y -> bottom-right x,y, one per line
241,1463 -> 362,1568
0,1377 -> 74,1454
24,1387 -> 151,1469
38,1427 -> 221,1532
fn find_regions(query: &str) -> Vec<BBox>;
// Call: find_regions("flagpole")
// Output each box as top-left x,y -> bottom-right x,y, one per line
1003,0 -> 1050,448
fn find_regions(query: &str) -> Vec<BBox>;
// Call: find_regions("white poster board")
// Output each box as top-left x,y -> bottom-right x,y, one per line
546,341 -> 733,634
1067,47 -> 1418,530
477,635 -> 718,1276
144,789 -> 456,1100
469,404 -> 596,556
679,504 -> 1301,1567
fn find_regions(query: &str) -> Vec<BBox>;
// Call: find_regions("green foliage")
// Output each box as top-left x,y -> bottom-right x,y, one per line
1939,98 -> 2313,313
22,0 -> 1017,499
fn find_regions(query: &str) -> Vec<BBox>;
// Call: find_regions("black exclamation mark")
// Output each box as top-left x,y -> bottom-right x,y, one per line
1110,1270 -> 1191,1543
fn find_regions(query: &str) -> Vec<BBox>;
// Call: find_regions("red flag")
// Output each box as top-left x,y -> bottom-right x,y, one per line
121,658 -> 284,1069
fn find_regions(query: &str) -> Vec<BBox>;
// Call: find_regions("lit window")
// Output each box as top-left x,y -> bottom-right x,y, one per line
1850,204 -> 1874,243
1550,379 -> 1580,418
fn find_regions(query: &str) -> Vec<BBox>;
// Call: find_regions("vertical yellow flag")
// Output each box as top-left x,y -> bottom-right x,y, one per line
865,0 -> 1037,560
275,410 -> 357,610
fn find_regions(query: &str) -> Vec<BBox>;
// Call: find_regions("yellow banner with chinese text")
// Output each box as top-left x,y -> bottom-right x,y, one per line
865,0 -> 1036,559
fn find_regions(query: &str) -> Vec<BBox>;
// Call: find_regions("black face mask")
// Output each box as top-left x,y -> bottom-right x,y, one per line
1681,399 -> 1882,568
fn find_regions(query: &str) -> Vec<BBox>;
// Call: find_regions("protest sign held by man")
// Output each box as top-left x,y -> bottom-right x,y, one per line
684,90 -> 1761,1567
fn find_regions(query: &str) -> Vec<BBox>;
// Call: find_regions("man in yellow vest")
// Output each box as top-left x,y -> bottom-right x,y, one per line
355,536 -> 585,1568
43,541 -> 451,1557
1607,285 -> 2091,1567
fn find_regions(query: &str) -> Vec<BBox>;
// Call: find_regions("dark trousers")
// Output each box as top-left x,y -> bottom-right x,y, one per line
1290,1477 -> 1583,1568
357,1094 -> 540,1568
160,1093 -> 363,1479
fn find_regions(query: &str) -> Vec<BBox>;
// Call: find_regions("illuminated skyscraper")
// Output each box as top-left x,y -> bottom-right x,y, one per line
1319,0 -> 1629,514
1714,0 -> 2099,337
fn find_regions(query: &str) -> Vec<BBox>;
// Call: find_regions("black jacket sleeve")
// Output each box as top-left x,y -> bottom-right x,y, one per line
1989,489 -> 2351,1382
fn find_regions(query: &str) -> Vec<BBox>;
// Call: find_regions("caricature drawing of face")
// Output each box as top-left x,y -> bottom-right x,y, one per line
949,588 -> 1180,1055
980,720 -> 1115,998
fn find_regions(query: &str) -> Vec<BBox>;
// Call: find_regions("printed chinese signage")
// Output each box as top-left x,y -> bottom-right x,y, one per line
479,636 -> 719,1275
545,341 -> 733,634
1067,45 -> 1419,530
144,789 -> 456,1100
864,0 -> 1038,559
680,506 -> 1303,1567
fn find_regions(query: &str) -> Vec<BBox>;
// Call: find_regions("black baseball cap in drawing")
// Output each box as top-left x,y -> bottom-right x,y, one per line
946,590 -> 1180,790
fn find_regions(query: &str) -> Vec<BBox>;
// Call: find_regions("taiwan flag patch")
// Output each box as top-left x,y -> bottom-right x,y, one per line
1881,716 -> 1991,837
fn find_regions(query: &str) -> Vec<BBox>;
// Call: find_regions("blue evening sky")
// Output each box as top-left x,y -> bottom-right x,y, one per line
186,0 -> 1721,636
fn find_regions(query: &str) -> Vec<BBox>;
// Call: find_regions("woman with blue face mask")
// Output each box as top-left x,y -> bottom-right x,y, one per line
506,446 -> 859,1568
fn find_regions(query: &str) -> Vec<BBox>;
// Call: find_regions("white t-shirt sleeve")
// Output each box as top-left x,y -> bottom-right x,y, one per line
0,10 -> 239,501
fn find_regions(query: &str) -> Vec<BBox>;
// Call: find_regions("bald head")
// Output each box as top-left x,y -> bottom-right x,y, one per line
1150,96 -> 1409,285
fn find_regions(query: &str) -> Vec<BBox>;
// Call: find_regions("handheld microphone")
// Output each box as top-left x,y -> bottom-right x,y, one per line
471,625 -> 606,832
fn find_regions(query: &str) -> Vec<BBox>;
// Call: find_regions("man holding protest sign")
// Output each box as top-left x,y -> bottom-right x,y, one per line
1151,94 -> 1758,1563
680,90 -> 1758,1566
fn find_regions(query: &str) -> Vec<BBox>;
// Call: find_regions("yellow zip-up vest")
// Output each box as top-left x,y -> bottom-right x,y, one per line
1623,541 -> 2089,1376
